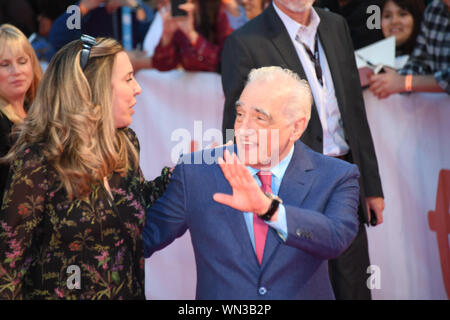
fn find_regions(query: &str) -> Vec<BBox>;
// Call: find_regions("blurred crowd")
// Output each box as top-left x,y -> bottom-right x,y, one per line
1,0 -> 448,198
0,0 -> 448,301
1,1 -> 446,93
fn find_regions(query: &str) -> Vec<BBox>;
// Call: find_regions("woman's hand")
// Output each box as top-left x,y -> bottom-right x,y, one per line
80,0 -> 105,13
369,67 -> 405,99
174,0 -> 199,45
160,2 -> 179,46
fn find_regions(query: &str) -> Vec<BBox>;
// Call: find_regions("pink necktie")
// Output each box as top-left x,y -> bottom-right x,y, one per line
254,171 -> 272,265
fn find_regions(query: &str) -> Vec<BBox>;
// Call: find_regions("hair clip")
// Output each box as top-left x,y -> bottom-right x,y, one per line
80,34 -> 98,70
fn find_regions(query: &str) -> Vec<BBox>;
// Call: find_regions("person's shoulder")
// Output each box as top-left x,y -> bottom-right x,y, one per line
177,145 -> 234,168
124,126 -> 138,140
428,0 -> 445,10
228,7 -> 272,39
314,7 -> 347,27
10,143 -> 47,173
300,142 -> 359,177
123,127 -> 140,151
0,111 -> 12,131
424,0 -> 446,18
18,143 -> 45,159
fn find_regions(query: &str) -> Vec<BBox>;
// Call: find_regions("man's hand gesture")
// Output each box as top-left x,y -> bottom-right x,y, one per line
213,150 -> 271,215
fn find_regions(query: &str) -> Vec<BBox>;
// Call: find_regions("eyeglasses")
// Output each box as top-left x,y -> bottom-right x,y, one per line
80,34 -> 98,70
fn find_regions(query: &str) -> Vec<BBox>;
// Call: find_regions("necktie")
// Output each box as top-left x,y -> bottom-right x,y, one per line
254,171 -> 272,265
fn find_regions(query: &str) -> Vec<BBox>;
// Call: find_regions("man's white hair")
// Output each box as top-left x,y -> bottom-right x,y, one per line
246,66 -> 312,123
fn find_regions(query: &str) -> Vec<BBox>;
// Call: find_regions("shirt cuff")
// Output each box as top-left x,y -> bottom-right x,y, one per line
266,204 -> 288,241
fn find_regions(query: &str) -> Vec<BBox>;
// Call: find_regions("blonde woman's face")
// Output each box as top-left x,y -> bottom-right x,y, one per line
381,1 -> 414,47
0,48 -> 33,104
111,51 -> 142,128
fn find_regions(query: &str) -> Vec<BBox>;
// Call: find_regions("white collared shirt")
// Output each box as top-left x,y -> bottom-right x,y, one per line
273,2 -> 349,157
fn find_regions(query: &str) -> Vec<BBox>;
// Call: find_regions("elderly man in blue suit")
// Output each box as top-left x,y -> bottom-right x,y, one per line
143,66 -> 360,300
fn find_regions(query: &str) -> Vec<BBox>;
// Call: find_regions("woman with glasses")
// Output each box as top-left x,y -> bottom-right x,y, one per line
0,36 -> 171,299
0,24 -> 43,210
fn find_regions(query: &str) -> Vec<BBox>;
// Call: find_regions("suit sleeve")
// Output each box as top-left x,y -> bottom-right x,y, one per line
221,33 -> 255,142
340,18 -> 384,199
143,161 -> 188,258
124,128 -> 172,209
284,165 -> 360,260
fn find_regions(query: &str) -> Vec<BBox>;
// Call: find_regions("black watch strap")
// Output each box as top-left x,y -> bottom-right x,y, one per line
259,197 -> 281,221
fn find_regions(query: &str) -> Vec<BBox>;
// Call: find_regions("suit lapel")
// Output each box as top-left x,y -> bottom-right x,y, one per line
212,143 -> 316,271
265,4 -> 307,80
278,142 -> 315,209
213,147 -> 259,268
264,4 -> 323,152
260,142 -> 316,269
316,10 -> 346,116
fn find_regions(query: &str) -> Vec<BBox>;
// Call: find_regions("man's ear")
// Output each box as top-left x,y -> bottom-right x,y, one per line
290,117 -> 307,141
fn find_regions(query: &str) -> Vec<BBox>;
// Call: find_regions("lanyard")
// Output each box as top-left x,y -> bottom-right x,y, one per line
295,33 -> 323,87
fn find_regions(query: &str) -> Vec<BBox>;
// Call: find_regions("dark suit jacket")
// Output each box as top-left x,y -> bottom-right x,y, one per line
143,142 -> 360,299
221,3 -> 383,223
0,112 -> 13,209
314,0 -> 385,50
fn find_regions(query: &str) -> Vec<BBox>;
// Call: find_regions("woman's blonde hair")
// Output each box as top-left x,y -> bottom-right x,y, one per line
0,24 -> 43,123
4,37 -> 139,200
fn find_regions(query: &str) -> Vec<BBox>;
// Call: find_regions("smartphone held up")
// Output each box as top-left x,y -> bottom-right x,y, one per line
171,0 -> 187,16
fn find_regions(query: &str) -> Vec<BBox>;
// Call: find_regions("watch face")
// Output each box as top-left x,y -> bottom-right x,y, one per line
264,192 -> 273,199
265,192 -> 282,203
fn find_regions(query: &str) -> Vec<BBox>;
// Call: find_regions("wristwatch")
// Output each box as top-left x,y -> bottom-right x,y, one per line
258,193 -> 283,221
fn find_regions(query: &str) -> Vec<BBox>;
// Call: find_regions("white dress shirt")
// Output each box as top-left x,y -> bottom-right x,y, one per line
273,2 -> 350,157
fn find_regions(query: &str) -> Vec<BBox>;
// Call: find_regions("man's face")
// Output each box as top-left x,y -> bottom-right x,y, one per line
234,81 -> 306,169
275,0 -> 316,13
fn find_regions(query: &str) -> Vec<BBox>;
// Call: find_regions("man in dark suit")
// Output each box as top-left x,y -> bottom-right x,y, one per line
314,0 -> 385,50
144,66 -> 360,299
221,0 -> 385,299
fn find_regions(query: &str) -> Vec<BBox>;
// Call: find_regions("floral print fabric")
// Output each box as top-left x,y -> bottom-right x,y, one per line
0,128 -> 171,299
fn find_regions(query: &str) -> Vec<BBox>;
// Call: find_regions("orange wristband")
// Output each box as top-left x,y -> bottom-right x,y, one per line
405,74 -> 413,92
79,2 -> 88,16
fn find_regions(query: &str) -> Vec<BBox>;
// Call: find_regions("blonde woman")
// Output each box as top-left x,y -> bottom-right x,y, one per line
0,24 -> 42,209
0,36 -> 171,299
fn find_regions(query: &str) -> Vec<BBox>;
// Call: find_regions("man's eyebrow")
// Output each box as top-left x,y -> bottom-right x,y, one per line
235,101 -> 271,119
253,107 -> 271,119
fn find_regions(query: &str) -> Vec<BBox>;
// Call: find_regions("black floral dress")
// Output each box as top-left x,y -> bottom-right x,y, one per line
0,128 -> 171,299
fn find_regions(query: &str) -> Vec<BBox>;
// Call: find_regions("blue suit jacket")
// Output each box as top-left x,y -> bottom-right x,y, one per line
143,141 -> 360,299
